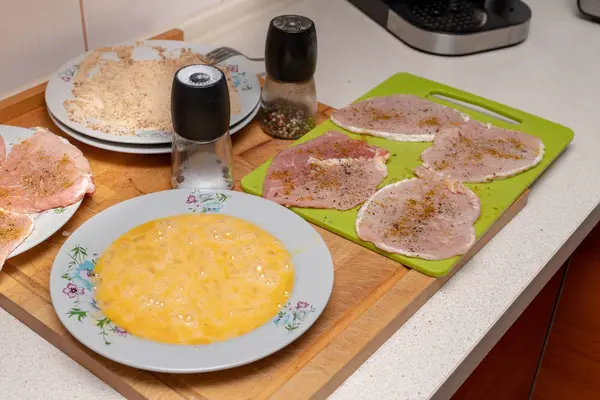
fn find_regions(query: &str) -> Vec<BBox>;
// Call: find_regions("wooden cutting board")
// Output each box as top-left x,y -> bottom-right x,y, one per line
0,29 -> 527,400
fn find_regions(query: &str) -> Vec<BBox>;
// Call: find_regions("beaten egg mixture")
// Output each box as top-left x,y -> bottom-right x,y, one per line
93,214 -> 294,345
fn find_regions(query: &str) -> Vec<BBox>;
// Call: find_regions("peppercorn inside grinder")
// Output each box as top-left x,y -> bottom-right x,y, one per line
171,64 -> 234,190
259,15 -> 318,140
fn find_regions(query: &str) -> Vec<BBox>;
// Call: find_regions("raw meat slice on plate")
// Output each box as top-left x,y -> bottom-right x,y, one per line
421,120 -> 544,183
263,131 -> 390,210
0,127 -> 95,213
0,208 -> 34,269
356,166 -> 481,260
331,94 -> 468,142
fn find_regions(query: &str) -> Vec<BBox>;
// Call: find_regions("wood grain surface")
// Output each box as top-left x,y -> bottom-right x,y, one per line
0,28 -> 529,400
532,225 -> 600,400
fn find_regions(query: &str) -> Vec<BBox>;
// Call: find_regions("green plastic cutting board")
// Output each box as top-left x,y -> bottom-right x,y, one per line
241,73 -> 574,277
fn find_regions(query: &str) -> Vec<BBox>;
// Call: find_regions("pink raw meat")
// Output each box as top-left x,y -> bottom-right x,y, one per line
263,130 -> 390,210
0,208 -> 34,270
0,127 -> 95,213
421,121 -> 544,183
356,166 -> 480,260
331,94 -> 468,142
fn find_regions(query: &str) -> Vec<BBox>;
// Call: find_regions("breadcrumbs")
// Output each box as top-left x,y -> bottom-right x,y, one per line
64,44 -> 241,136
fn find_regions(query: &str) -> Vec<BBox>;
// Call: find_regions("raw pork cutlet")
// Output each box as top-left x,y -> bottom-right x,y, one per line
421,120 -> 544,183
0,127 -> 95,213
330,94 -> 468,142
263,130 -> 390,210
0,208 -> 34,269
356,166 -> 480,260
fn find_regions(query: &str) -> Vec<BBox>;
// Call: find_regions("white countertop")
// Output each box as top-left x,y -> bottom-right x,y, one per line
2,0 -> 600,399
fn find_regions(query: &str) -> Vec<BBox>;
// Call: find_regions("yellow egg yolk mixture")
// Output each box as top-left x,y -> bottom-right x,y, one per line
93,214 -> 294,345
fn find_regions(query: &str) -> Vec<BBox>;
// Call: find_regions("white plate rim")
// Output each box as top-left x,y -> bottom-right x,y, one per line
49,189 -> 334,373
48,100 -> 260,155
48,112 -> 171,155
45,40 -> 261,145
230,99 -> 261,135
0,125 -> 83,258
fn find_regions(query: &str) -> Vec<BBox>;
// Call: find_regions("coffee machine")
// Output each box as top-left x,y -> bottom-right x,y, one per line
579,0 -> 600,19
348,0 -> 532,56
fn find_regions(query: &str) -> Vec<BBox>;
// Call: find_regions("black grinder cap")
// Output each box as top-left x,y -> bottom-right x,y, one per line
171,64 -> 230,142
265,15 -> 317,83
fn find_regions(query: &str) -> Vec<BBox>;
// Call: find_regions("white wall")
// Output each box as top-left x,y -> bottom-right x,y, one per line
0,0 -> 223,98
82,0 -> 222,49
0,0 -> 85,96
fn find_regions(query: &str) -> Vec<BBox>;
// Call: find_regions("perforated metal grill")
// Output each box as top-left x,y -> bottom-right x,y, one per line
403,0 -> 487,33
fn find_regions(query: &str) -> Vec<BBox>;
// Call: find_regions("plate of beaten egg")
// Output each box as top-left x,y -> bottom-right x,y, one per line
49,189 -> 333,372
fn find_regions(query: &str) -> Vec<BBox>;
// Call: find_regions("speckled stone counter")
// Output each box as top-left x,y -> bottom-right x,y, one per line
1,0 -> 599,399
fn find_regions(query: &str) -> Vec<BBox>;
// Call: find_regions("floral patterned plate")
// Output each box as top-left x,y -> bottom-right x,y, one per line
45,40 -> 261,145
1,125 -> 83,258
49,189 -> 334,373
47,100 -> 260,155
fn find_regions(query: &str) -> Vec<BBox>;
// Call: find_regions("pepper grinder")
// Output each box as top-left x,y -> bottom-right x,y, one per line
171,64 -> 233,190
259,15 -> 318,140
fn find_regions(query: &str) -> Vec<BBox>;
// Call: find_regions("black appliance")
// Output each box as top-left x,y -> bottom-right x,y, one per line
348,0 -> 532,56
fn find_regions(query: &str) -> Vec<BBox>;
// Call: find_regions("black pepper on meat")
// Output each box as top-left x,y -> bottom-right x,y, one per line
421,121 -> 544,183
356,171 -> 481,260
331,94 -> 468,142
262,131 -> 391,210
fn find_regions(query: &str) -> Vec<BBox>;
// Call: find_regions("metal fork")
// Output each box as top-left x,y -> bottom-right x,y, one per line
204,46 -> 265,65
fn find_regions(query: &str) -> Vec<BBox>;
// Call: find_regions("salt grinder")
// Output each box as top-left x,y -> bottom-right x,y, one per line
171,64 -> 233,190
259,15 -> 318,140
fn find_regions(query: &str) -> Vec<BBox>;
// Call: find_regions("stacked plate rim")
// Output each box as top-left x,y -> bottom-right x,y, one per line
45,40 -> 262,154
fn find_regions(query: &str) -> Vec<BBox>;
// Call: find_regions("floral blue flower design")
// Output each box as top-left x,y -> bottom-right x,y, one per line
274,301 -> 316,332
90,299 -> 101,311
69,260 -> 95,291
226,64 -> 253,92
60,246 -> 127,345
58,64 -> 79,82
186,191 -> 229,213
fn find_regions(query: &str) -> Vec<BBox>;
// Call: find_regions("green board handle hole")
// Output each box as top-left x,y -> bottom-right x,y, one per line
428,91 -> 523,126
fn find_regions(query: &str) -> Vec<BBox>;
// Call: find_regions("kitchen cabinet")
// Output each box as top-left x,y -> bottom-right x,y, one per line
451,263 -> 565,400
452,222 -> 600,400
532,223 -> 600,400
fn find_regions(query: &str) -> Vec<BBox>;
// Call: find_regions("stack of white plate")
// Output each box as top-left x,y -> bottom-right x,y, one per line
45,40 -> 261,155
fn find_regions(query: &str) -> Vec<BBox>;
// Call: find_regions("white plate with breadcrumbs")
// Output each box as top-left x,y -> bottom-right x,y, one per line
1,125 -> 82,258
49,189 -> 333,373
48,100 -> 260,155
45,40 -> 261,146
